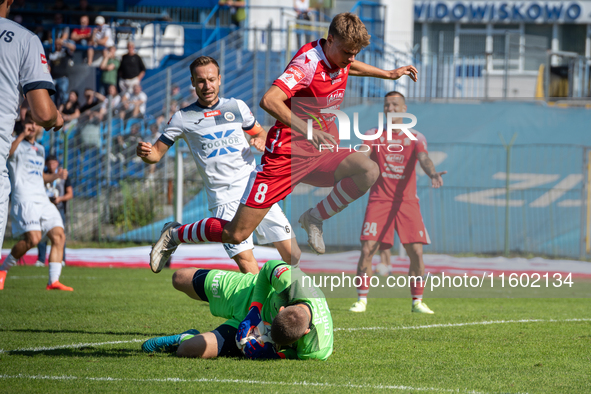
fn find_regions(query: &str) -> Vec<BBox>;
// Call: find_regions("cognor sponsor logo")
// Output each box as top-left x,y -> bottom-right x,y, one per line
205,110 -> 221,118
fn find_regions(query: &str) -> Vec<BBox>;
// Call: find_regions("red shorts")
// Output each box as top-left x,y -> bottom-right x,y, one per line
241,149 -> 355,209
360,199 -> 430,249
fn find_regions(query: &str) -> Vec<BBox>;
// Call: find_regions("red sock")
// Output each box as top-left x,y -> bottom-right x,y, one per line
173,218 -> 229,244
410,276 -> 424,302
311,177 -> 366,221
356,270 -> 370,301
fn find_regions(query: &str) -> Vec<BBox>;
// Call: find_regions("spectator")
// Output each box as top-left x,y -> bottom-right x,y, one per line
118,42 -> 145,93
48,38 -> 76,107
294,0 -> 312,47
99,84 -> 122,121
48,13 -> 70,44
89,16 -> 114,65
59,90 -> 81,123
51,0 -> 68,12
171,84 -> 183,101
99,46 -> 119,94
75,0 -> 94,13
218,0 -> 246,28
120,83 -> 147,120
79,88 -> 106,121
71,15 -> 93,62
35,155 -> 73,268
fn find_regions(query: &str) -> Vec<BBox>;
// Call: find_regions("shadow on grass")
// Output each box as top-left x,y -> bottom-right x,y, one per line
8,347 -> 147,358
0,328 -> 169,337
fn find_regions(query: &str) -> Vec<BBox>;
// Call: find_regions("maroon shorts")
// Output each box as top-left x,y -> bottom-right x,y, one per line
241,150 -> 355,209
360,199 -> 430,249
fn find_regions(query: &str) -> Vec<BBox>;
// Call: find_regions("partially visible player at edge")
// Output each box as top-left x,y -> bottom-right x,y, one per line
141,260 -> 333,360
149,13 -> 418,271
0,0 -> 64,290
349,91 -> 446,314
136,56 -> 300,274
1,115 -> 72,291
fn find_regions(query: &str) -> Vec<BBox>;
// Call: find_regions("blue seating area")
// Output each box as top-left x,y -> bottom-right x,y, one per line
40,116 -> 157,198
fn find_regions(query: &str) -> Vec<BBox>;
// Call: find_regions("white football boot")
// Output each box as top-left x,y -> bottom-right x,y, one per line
298,208 -> 325,254
349,299 -> 367,313
150,221 -> 181,273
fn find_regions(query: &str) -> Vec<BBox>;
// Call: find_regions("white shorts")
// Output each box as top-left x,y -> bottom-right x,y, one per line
0,174 -> 10,247
11,199 -> 64,238
210,200 -> 293,258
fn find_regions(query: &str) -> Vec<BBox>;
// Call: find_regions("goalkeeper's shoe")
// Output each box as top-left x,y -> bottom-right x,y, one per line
150,221 -> 181,273
411,301 -> 434,314
141,329 -> 200,353
46,281 -> 73,291
298,208 -> 325,254
349,299 -> 367,313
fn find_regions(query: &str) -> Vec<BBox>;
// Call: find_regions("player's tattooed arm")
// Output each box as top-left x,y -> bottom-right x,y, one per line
136,140 -> 169,164
349,61 -> 418,82
417,152 -> 446,188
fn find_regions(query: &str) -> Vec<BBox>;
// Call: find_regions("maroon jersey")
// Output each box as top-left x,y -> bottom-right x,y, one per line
268,39 -> 350,157
366,128 -> 428,202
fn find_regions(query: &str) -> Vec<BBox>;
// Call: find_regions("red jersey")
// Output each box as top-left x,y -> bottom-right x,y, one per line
267,39 -> 350,157
367,128 -> 428,202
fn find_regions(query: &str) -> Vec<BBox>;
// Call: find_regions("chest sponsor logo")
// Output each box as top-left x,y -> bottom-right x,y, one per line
327,88 -> 345,105
278,66 -> 305,89
201,129 -> 241,158
386,154 -> 405,164
329,69 -> 342,79
204,110 -> 221,118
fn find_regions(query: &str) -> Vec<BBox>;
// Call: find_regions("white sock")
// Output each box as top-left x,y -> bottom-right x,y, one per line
0,254 -> 18,271
48,262 -> 62,285
358,296 -> 367,303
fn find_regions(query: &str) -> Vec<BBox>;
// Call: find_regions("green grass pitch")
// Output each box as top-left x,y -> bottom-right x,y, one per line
0,266 -> 590,393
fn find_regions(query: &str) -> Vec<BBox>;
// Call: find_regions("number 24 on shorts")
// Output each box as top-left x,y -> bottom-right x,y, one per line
363,222 -> 377,236
254,183 -> 268,203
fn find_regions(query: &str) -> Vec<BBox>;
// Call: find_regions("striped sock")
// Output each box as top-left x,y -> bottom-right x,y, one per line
356,270 -> 370,302
0,254 -> 18,271
172,218 -> 229,244
310,177 -> 365,221
410,276 -> 425,305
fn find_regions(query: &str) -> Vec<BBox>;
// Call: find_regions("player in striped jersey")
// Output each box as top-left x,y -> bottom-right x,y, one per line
137,56 -> 299,274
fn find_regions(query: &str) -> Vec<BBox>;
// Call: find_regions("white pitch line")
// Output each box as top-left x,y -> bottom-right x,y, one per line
2,318 -> 589,354
0,339 -> 144,354
0,374 -> 491,393
334,318 -> 591,332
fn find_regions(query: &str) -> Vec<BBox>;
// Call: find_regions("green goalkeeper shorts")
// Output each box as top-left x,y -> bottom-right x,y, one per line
195,269 -> 257,328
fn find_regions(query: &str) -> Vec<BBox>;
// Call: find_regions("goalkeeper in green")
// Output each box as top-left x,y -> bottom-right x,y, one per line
141,260 -> 333,360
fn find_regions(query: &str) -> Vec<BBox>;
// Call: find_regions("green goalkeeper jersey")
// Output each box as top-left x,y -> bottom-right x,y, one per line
203,260 -> 334,361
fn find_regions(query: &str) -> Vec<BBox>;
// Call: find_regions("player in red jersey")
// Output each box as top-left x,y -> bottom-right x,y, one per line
349,91 -> 446,314
149,13 -> 418,272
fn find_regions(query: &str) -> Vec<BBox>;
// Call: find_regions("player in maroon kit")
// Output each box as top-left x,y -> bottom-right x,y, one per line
349,91 -> 446,314
150,13 -> 418,273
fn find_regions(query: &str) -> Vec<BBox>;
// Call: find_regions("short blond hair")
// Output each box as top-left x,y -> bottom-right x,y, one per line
328,12 -> 371,51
